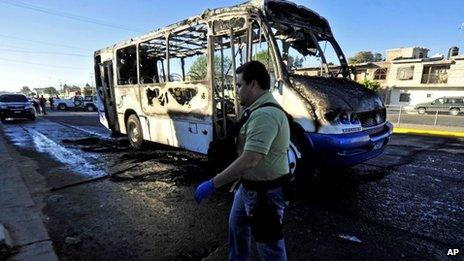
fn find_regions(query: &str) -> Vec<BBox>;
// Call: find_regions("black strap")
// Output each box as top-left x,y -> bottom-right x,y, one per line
241,174 -> 292,192
242,174 -> 293,203
237,102 -> 293,136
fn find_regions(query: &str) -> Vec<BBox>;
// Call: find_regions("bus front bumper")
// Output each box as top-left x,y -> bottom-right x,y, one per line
306,122 -> 393,168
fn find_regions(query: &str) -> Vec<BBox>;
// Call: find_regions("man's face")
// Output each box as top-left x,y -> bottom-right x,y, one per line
236,73 -> 254,107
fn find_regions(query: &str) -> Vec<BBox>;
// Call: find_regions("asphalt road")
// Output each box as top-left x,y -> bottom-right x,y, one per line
1,112 -> 463,260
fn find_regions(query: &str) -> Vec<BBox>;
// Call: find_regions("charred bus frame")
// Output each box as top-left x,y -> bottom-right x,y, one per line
94,0 -> 392,173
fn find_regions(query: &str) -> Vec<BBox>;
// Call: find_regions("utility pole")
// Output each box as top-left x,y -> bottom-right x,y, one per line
89,73 -> 95,87
459,22 -> 464,51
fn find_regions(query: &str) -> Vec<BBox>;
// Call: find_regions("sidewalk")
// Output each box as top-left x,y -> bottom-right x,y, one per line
0,127 -> 57,260
392,123 -> 464,138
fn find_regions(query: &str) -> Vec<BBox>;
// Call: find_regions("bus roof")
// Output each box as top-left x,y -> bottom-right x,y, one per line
94,0 -> 331,55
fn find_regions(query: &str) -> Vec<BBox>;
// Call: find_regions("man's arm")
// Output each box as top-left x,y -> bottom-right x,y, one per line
193,150 -> 263,203
194,111 -> 278,203
212,150 -> 264,188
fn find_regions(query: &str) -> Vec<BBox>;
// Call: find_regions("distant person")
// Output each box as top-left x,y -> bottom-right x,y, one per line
39,95 -> 47,115
48,96 -> 54,110
32,98 -> 40,114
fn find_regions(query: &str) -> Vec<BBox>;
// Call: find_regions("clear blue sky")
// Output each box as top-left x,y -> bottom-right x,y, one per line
0,0 -> 463,92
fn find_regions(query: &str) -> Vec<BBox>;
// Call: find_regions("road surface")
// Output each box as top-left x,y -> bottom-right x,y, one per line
1,112 -> 462,260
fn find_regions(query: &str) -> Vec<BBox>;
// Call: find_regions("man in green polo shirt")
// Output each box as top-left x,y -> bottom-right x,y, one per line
195,61 -> 290,260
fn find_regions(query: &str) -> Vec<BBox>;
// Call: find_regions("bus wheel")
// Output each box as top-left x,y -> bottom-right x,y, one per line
126,114 -> 143,149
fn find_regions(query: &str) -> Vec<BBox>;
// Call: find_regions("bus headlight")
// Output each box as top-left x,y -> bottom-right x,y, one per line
339,112 -> 350,124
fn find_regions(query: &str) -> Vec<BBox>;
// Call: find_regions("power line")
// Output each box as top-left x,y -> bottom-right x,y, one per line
0,0 -> 145,33
0,47 -> 89,57
0,57 -> 88,70
0,33 -> 93,51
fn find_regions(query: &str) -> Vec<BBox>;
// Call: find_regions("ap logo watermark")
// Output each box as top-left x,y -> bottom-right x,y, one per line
447,249 -> 459,256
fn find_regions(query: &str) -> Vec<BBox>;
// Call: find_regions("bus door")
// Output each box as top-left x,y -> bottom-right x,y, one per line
99,61 -> 119,132
211,17 -> 249,139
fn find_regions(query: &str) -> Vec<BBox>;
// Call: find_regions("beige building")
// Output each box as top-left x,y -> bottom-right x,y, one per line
296,46 -> 464,107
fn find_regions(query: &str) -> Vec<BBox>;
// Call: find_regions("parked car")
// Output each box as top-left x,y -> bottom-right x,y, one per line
82,96 -> 97,112
414,97 -> 464,116
0,94 -> 36,122
55,96 -> 97,112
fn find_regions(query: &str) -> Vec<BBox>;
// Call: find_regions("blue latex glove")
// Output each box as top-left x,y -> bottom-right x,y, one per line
194,179 -> 215,203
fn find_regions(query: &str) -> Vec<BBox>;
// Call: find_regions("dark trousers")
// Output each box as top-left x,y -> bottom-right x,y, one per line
40,105 -> 46,115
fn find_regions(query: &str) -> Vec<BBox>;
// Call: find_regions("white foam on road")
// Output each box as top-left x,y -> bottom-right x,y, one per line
3,126 -> 29,147
28,129 -> 105,178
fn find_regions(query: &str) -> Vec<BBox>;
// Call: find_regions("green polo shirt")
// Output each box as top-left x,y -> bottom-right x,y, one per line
237,92 -> 290,181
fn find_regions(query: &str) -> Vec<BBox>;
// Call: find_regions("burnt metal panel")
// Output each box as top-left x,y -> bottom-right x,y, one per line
290,75 -> 384,124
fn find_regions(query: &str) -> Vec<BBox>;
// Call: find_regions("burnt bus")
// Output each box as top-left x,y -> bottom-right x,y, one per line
94,0 -> 393,175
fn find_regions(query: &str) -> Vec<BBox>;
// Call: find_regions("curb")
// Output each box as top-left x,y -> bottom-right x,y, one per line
394,128 -> 464,138
0,126 -> 58,261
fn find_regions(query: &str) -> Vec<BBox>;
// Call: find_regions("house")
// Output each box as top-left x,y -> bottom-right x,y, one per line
296,46 -> 464,107
383,47 -> 464,107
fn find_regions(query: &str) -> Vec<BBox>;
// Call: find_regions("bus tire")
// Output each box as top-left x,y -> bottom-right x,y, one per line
126,114 -> 144,149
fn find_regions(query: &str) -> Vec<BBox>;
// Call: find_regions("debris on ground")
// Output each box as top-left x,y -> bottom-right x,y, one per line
62,137 -> 130,153
65,236 -> 81,245
338,234 -> 362,243
47,194 -> 65,203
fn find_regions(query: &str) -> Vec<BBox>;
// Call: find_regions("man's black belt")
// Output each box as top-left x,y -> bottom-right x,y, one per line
241,174 -> 292,192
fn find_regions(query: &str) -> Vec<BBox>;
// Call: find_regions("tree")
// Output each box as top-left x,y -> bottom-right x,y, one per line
43,87 -> 58,96
253,50 -> 303,71
290,56 -> 304,68
20,86 -> 31,96
374,53 -> 382,62
254,50 -> 274,72
188,55 -> 232,81
188,51 -> 303,81
360,79 -> 381,91
83,86 -> 96,96
188,56 -> 208,80
348,51 -> 383,64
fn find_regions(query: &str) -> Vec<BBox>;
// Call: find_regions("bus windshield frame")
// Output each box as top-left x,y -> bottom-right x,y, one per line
263,1 -> 350,78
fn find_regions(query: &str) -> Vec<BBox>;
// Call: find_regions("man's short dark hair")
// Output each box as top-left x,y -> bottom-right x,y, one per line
235,61 -> 270,90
